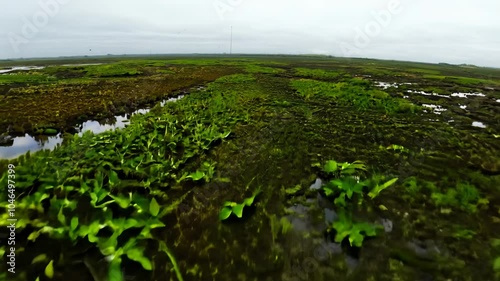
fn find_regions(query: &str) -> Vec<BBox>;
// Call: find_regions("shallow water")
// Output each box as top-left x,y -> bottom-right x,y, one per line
0,95 -> 185,159
472,121 -> 487,128
0,66 -> 46,74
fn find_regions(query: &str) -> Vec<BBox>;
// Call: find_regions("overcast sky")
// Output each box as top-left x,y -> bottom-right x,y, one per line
1,0 -> 499,67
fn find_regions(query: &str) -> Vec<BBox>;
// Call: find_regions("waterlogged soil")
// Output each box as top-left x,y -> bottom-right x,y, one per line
0,63 -> 239,136
0,56 -> 499,281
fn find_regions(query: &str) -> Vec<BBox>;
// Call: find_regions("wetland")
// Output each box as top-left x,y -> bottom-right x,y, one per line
0,55 -> 499,281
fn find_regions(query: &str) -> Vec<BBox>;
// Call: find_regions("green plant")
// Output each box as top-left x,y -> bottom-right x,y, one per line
320,160 -> 398,206
431,182 -> 488,213
385,144 -> 409,153
330,212 -> 382,247
219,188 -> 262,220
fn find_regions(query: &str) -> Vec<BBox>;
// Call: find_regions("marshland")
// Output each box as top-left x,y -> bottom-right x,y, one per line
0,55 -> 499,281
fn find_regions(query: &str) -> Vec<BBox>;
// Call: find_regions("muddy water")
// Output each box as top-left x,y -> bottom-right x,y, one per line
0,95 -> 185,159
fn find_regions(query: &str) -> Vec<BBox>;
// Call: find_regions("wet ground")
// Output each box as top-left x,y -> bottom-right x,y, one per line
0,56 -> 499,281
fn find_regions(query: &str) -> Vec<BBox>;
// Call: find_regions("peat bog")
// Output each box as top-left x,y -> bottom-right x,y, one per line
0,55 -> 499,281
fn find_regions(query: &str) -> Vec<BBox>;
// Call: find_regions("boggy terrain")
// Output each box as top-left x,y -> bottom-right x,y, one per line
0,56 -> 499,281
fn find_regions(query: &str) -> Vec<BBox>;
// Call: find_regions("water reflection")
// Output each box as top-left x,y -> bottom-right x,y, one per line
0,66 -> 46,74
0,134 -> 62,159
0,95 -> 185,159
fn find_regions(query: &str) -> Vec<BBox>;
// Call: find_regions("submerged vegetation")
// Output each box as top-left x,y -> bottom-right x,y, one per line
0,55 -> 499,281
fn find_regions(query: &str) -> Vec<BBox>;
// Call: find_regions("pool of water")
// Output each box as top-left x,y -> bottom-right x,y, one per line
0,95 -> 185,159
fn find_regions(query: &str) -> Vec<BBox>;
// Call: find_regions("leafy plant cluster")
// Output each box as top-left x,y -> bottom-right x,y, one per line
318,160 -> 398,247
0,82 -> 250,280
219,188 -> 261,220
430,181 -> 489,213
401,177 -> 489,213
290,78 -> 419,114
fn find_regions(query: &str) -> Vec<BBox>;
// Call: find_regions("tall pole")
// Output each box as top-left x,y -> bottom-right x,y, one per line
230,26 -> 233,55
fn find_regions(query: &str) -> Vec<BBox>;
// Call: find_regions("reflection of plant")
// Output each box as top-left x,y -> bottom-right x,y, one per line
330,212 -> 382,247
219,188 -> 262,221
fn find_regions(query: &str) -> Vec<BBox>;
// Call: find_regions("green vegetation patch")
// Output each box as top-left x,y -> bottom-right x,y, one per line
294,67 -> 342,80
290,78 -> 419,114
83,63 -> 142,77
0,73 -> 56,85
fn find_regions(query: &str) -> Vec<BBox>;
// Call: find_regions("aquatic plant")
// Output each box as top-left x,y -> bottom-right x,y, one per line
320,159 -> 398,206
290,78 -> 419,114
430,182 -> 488,213
0,78 -> 248,279
330,211 -> 382,247
219,188 -> 262,220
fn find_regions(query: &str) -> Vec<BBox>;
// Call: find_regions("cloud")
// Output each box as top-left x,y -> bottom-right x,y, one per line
0,0 -> 499,67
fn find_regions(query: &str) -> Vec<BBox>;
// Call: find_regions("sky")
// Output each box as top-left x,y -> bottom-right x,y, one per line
1,0 -> 499,67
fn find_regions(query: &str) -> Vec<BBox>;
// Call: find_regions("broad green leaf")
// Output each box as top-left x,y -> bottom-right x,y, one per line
334,193 -> 346,207
28,231 -> 41,241
108,257 -> 123,281
356,223 -> 378,237
323,160 -> 338,173
57,208 -> 65,225
332,218 -> 352,243
126,248 -> 152,270
32,254 -> 48,264
148,218 -> 166,229
368,177 -> 398,199
243,190 -> 260,206
232,203 -> 245,218
70,217 -> 79,231
98,234 -> 119,256
329,179 -> 343,188
219,207 -> 232,221
188,171 -> 205,181
124,218 -> 140,229
223,201 -> 235,207
149,198 -> 160,217
110,194 -> 131,209
243,196 -> 254,206
323,187 -> 335,197
494,257 -> 500,272
348,231 -> 365,247
45,260 -> 54,279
